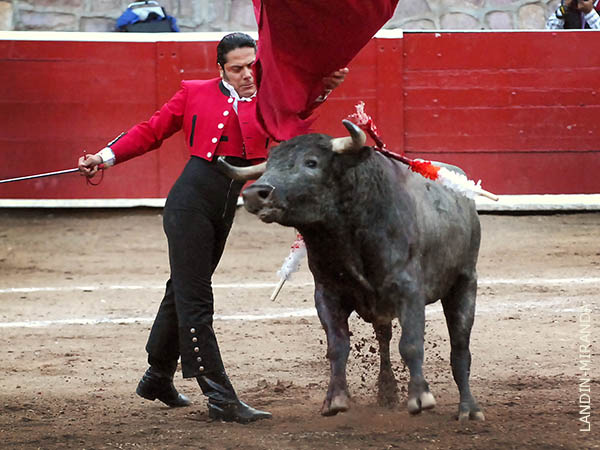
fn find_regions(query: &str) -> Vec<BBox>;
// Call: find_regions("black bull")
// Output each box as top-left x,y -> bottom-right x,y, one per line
218,120 -> 484,421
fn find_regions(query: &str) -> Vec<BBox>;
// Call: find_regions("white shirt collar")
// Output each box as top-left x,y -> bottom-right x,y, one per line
221,79 -> 256,113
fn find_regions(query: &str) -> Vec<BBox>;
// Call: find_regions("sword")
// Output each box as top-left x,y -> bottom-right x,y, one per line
0,168 -> 79,184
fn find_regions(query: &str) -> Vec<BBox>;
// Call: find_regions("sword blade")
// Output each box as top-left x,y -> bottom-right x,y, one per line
0,168 -> 79,184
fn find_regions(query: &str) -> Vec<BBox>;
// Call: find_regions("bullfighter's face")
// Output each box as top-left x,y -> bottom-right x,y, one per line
219,47 -> 256,98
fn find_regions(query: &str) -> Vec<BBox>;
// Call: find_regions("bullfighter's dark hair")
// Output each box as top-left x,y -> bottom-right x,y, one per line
217,32 -> 256,68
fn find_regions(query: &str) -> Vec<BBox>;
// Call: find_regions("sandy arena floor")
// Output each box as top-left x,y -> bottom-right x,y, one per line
0,208 -> 598,449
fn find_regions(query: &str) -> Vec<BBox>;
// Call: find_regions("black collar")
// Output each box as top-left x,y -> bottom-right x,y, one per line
218,80 -> 229,97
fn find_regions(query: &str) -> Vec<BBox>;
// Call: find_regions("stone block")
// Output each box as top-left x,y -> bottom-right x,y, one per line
88,0 -> 127,14
486,10 -> 513,29
440,12 -> 480,28
203,0 -> 230,30
179,1 -> 196,22
178,25 -> 197,32
212,0 -> 230,22
17,11 -> 78,31
487,0 -> 520,5
518,3 -> 546,28
440,0 -> 485,8
20,0 -> 83,9
0,1 -> 13,31
81,16 -> 117,32
400,18 -> 437,29
230,0 -> 256,29
193,0 -> 218,26
156,0 -> 179,16
392,0 -> 431,18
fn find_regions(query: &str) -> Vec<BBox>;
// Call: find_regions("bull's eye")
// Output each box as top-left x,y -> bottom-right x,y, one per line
304,159 -> 318,169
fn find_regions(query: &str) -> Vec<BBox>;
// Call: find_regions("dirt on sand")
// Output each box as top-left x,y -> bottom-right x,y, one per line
0,208 -> 598,449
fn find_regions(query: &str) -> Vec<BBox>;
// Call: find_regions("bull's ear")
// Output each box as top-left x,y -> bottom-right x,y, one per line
331,119 -> 366,153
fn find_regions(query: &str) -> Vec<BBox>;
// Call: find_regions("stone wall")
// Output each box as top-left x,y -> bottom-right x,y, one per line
0,0 -> 561,32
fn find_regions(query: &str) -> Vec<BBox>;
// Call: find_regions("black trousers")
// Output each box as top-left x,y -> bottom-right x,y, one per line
145,156 -> 247,378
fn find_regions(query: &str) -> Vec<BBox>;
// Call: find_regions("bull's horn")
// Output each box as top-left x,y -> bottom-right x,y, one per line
331,119 -> 366,153
216,157 -> 266,181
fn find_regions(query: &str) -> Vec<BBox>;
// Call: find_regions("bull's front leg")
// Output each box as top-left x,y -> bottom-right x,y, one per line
395,281 -> 436,415
315,283 -> 352,416
373,322 -> 399,407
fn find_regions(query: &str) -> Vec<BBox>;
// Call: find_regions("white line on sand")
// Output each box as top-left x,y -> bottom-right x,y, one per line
0,277 -> 596,328
0,282 -> 302,294
1,277 -> 598,294
0,308 -> 318,328
0,298 -> 586,329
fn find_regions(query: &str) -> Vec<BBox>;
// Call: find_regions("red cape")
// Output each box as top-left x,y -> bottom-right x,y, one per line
252,0 -> 399,141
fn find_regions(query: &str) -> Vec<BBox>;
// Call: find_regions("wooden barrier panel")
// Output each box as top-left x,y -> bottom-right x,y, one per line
0,30 -> 598,199
400,31 -> 600,194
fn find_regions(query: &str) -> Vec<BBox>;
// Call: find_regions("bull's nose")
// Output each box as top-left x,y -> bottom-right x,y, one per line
242,183 -> 274,209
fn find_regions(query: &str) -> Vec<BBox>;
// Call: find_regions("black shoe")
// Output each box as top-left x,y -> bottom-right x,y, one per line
188,324 -> 272,423
136,367 -> 191,408
208,399 -> 272,424
198,372 -> 272,424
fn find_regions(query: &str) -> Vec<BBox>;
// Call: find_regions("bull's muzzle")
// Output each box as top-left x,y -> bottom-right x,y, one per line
242,183 -> 275,213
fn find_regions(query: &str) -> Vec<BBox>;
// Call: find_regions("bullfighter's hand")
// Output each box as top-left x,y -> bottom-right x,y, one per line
78,154 -> 103,178
577,0 -> 594,13
322,67 -> 349,91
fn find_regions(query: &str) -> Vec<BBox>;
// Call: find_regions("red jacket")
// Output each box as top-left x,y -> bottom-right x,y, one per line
109,78 -> 270,164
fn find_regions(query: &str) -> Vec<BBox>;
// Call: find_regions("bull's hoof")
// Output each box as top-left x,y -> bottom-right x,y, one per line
407,391 -> 437,415
458,410 -> 485,421
420,391 -> 437,410
457,402 -> 485,421
321,393 -> 350,416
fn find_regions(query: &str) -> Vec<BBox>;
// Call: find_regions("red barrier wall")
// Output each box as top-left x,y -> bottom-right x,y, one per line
1,31 -> 598,199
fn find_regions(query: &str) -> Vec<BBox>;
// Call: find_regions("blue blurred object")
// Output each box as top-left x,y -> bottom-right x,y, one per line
116,1 -> 179,32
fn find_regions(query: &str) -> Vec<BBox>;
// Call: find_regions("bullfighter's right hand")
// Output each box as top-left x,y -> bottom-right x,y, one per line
78,154 -> 103,178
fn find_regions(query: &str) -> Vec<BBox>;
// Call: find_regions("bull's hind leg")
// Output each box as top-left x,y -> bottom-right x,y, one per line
442,274 -> 485,421
396,290 -> 436,414
374,322 -> 399,407
315,285 -> 352,416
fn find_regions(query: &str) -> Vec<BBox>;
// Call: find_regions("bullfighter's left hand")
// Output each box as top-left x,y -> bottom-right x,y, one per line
322,68 -> 349,91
